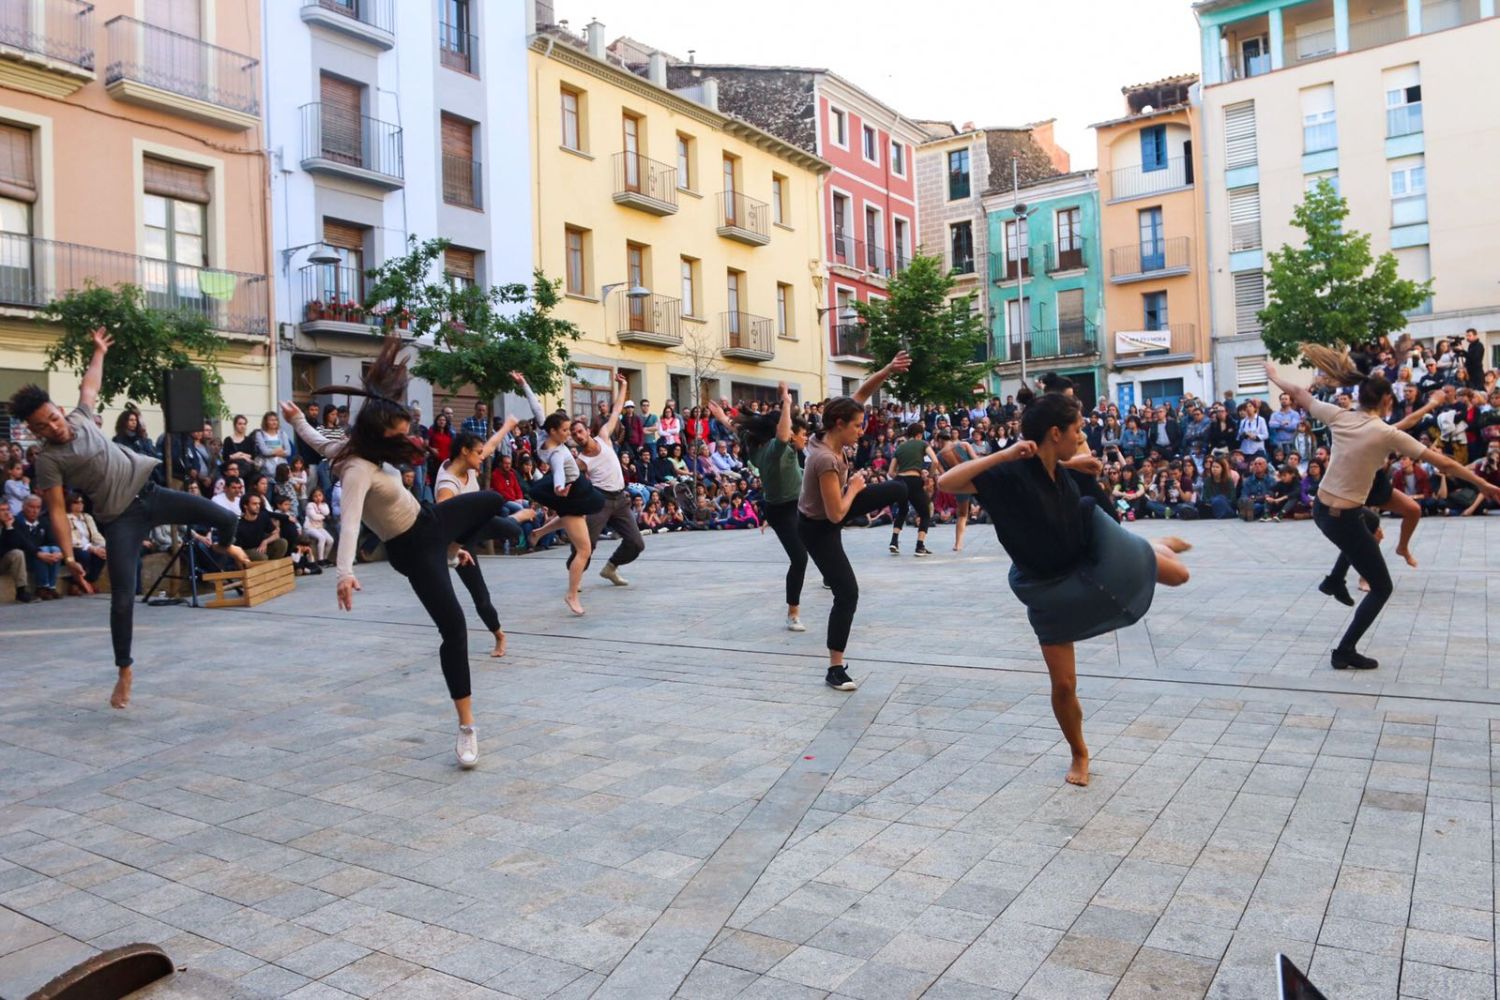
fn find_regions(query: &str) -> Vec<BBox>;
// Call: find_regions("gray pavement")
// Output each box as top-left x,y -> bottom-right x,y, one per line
1,516 -> 1498,999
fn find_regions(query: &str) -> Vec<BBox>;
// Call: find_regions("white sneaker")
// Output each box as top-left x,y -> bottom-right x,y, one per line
786,614 -> 806,632
600,563 -> 630,587
456,725 -> 478,769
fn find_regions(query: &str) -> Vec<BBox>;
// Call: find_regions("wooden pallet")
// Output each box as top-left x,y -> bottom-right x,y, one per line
202,557 -> 295,608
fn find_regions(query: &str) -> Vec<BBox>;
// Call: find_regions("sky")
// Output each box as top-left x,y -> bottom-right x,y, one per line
552,0 -> 1206,170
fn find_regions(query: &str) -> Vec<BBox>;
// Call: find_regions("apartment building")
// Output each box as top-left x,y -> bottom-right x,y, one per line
1196,0 -> 1500,399
1093,75 -> 1214,409
0,0 -> 270,436
265,0 -> 532,416
528,21 -> 828,415
984,171 -> 1105,409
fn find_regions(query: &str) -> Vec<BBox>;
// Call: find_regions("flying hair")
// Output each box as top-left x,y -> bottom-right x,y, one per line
309,333 -> 414,476
1299,343 -> 1364,387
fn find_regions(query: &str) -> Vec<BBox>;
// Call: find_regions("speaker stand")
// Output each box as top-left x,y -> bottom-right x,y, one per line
143,539 -> 201,608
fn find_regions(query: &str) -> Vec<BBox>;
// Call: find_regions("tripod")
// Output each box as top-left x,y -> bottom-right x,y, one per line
143,534 -> 201,607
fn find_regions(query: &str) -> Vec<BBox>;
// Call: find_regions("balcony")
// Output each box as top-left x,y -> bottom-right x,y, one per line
0,233 -> 268,336
300,103 -> 404,190
1109,237 -> 1192,283
442,154 -> 481,209
1423,0 -> 1482,31
612,152 -> 678,216
832,324 -> 870,359
103,16 -> 259,130
1286,27 -> 1337,65
720,311 -> 774,361
1220,51 -> 1272,81
1348,9 -> 1408,52
616,292 -> 682,347
1039,240 -> 1089,275
300,0 -> 395,50
989,250 -> 1033,284
1109,156 -> 1193,202
439,18 -> 476,74
0,0 -> 94,96
830,234 -> 908,279
297,264 -> 386,337
717,191 -> 770,246
1112,324 -> 1197,367
993,322 -> 1100,365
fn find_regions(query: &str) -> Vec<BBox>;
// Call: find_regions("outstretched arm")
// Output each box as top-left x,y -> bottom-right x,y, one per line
775,383 -> 793,443
479,416 -> 519,461
78,327 -> 111,411
1424,447 -> 1500,503
598,373 -> 627,441
853,351 -> 911,404
937,440 -> 1035,495
1392,389 -> 1447,431
511,371 -> 546,425
283,401 -> 338,459
1263,361 -> 1315,412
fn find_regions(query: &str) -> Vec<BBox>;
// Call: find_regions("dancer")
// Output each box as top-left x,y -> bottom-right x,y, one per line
530,373 -> 645,589
934,430 -> 981,551
510,371 -> 606,616
10,328 -> 249,709
435,421 -> 537,658
887,422 -> 943,557
797,352 -> 912,691
1267,349 -> 1500,669
285,334 -> 525,768
939,391 -> 1191,786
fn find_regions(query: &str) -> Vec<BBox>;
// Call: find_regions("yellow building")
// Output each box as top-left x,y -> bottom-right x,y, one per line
1093,75 -> 1214,409
528,26 -> 828,416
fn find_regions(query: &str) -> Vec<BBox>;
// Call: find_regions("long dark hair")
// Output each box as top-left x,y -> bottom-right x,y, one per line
733,407 -> 809,452
1302,343 -> 1394,411
312,333 -> 414,477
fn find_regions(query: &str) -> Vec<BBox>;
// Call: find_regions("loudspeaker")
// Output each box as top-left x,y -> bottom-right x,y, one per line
162,369 -> 204,434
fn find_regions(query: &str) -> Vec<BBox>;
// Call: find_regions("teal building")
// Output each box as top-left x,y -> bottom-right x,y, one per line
984,170 -> 1105,409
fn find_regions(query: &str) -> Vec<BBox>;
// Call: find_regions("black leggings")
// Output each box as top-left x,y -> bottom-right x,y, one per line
384,492 -> 514,701
1315,501 -> 1391,652
452,511 -> 527,635
798,480 -> 907,653
891,475 -> 931,533
98,483 -> 239,667
762,498 -> 807,607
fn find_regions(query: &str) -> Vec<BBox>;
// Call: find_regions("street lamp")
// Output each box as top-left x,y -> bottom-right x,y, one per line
279,241 -> 342,274
1012,153 -> 1031,385
601,282 -> 652,304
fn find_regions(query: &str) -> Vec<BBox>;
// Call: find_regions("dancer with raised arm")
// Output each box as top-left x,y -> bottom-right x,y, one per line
287,335 -> 527,768
796,352 -> 912,691
935,431 -> 981,551
9,327 -> 248,709
887,422 -> 943,557
435,420 -> 537,658
1267,349 -> 1500,669
939,390 -> 1191,786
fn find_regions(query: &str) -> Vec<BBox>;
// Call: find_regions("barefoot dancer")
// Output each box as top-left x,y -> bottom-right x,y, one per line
934,431 -> 981,551
435,420 -> 537,659
940,391 -> 1192,786
797,352 -> 912,691
11,328 -> 249,709
287,335 -> 525,768
1268,348 -> 1500,670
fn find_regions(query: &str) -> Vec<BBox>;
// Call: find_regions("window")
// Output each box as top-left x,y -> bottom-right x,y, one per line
1391,156 -> 1427,226
771,174 -> 786,225
1228,186 -> 1261,251
680,256 -> 698,316
621,113 -> 642,191
1301,84 -> 1337,154
1140,125 -> 1167,173
862,124 -> 878,163
441,113 -> 478,208
949,221 -> 974,274
626,243 -> 647,330
776,282 -> 793,338
143,158 -> 208,306
890,140 -> 905,176
831,192 -> 850,261
1233,271 -> 1265,333
564,225 -> 588,295
319,73 -> 363,166
1385,65 -> 1422,138
1055,207 -> 1082,270
1143,291 -> 1168,331
1140,378 -> 1185,406
1223,101 -> 1257,169
315,218 -> 366,306
726,270 -> 742,329
1057,288 -> 1085,344
1003,219 -> 1028,279
947,148 -> 970,200
721,154 -> 739,225
571,365 -> 615,420
829,107 -> 848,147
440,0 -> 474,73
0,123 -> 36,293
675,133 -> 693,189
444,246 -> 478,289
892,218 -> 909,268
1235,355 -> 1268,392
865,206 -> 882,269
1293,16 -> 1335,60
1138,207 -> 1164,270
560,87 -> 581,151
1305,171 -> 1340,195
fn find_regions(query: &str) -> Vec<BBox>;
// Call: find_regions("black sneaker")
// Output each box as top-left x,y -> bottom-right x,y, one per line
825,666 -> 858,691
889,541 -> 900,555
914,543 -> 931,557
15,588 -> 35,603
1319,576 -> 1355,607
1331,648 -> 1379,670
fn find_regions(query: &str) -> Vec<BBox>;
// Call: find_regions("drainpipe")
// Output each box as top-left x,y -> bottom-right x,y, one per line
1195,85 -> 1220,399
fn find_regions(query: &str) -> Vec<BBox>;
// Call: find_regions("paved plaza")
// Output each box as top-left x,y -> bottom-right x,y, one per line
2,516 -> 1499,999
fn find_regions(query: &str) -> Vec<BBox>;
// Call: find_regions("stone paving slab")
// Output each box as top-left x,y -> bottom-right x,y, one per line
1,519 -> 1498,999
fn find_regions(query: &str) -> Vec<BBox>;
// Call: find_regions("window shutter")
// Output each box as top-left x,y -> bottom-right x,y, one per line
320,74 -> 363,164
322,219 -> 366,251
1056,289 -> 1084,329
1233,271 -> 1265,333
0,123 -> 35,203
441,114 -> 473,160
444,247 -> 477,281
1236,354 -> 1268,390
144,0 -> 200,37
143,157 -> 210,204
1223,102 -> 1257,169
1228,186 -> 1261,251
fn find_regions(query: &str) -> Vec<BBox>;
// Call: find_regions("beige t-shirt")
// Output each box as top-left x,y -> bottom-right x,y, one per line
294,415 -> 419,579
1308,398 -> 1427,507
798,435 -> 848,520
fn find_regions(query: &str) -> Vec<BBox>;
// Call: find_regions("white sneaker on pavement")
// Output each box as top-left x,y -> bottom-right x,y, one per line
786,614 -> 806,632
456,725 -> 478,769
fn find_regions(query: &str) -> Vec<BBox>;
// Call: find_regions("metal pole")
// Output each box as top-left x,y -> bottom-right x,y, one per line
1013,157 -> 1027,385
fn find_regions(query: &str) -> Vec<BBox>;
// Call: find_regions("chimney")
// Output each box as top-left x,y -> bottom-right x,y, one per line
702,78 -> 719,111
648,51 -> 668,87
688,49 -> 696,64
961,120 -> 975,132
532,0 -> 554,30
586,19 -> 605,59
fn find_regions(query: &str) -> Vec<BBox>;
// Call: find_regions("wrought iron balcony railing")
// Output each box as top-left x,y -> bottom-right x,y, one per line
833,324 -> 870,358
300,102 -> 404,185
0,0 -> 94,70
1038,240 -> 1089,274
301,0 -> 394,36
104,16 -> 260,117
612,152 -> 678,215
442,154 -> 481,209
830,234 -> 909,277
720,311 -> 774,359
993,322 -> 1100,364
439,18 -> 476,73
717,191 -> 770,245
1109,156 -> 1192,201
617,292 -> 682,346
1109,236 -> 1192,280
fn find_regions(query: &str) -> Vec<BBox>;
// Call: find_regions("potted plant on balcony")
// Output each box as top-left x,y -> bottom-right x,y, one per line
342,299 -> 361,324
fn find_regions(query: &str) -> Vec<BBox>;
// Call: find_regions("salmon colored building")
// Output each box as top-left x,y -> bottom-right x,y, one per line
0,0 -> 271,440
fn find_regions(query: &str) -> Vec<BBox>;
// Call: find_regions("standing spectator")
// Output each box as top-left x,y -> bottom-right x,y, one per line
16,494 -> 63,599
1182,405 -> 1211,457
1120,416 -> 1147,464
461,401 -> 491,441
684,406 -> 710,449
0,504 -> 33,601
1145,406 -> 1181,459
1463,328 -> 1486,389
620,400 -> 645,462
4,459 -> 28,516
1268,393 -> 1304,453
657,401 -> 681,450
427,413 -> 453,483
220,414 -> 257,471
302,486 -> 334,564
254,410 -> 295,478
639,398 -> 660,460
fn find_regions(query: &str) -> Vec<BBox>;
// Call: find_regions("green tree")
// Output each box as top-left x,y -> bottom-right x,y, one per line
42,283 -> 229,415
365,236 -> 581,404
1259,180 -> 1432,363
853,253 -> 987,404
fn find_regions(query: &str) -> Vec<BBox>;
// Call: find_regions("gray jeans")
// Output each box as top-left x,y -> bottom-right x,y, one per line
566,489 -> 645,571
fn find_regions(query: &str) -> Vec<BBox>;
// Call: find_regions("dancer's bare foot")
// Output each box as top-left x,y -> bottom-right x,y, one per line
1396,545 -> 1418,568
513,508 -> 537,524
565,594 -> 585,616
1358,578 -> 1371,593
1065,753 -> 1089,787
110,667 -> 132,709
227,544 -> 252,568
491,630 -> 506,658
1160,536 -> 1193,553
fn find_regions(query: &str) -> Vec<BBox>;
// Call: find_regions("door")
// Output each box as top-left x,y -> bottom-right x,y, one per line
318,219 -> 366,310
1057,289 -> 1085,354
726,271 -> 741,343
722,156 -> 737,224
1240,35 -> 1266,75
144,0 -> 204,97
441,114 -> 475,206
622,114 -> 641,192
320,74 -> 363,167
832,194 -> 849,263
865,208 -> 880,271
627,244 -> 646,331
1056,208 -> 1082,270
1139,208 -> 1164,272
1006,297 -> 1030,362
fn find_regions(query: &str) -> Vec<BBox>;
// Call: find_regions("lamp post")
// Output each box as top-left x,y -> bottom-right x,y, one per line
1012,155 -> 1030,386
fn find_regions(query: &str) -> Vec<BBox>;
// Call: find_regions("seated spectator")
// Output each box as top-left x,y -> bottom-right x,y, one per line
0,504 -> 33,602
287,456 -> 309,504
1262,466 -> 1305,522
489,453 -> 527,513
4,458 -> 28,516
16,494 -> 62,600
660,499 -> 687,531
64,492 -> 107,592
234,494 -> 288,561
1238,456 -> 1275,520
1112,467 -> 1146,520
1200,455 -> 1240,519
271,495 -> 319,574
723,492 -> 761,529
639,496 -> 664,533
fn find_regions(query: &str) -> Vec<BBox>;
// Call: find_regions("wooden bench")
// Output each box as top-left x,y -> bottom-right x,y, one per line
202,557 -> 295,608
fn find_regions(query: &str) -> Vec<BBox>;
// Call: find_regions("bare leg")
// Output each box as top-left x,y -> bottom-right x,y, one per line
530,515 -> 562,548
1386,490 -> 1420,567
111,667 -> 132,709
1040,642 -> 1088,786
454,695 -> 473,727
953,502 -> 969,551
562,516 -> 591,615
